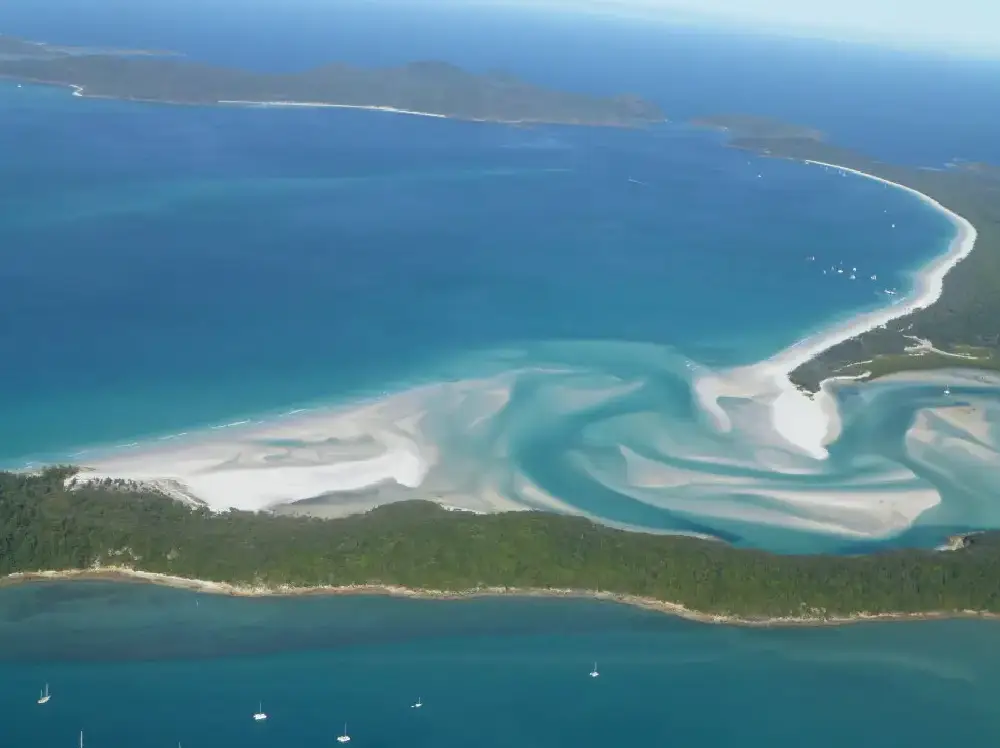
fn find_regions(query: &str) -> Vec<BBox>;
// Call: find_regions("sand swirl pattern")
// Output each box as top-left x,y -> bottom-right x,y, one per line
67,340 -> 1000,551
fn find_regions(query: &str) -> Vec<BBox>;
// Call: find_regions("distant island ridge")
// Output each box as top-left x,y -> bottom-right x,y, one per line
0,34 -> 664,126
692,114 -> 1000,391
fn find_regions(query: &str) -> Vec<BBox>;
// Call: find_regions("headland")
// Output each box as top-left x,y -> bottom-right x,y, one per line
4,468 -> 1000,626
0,34 -> 664,126
693,114 -> 1000,392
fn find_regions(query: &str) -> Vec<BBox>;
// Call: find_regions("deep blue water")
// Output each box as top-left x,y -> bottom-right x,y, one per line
3,582 -> 1000,748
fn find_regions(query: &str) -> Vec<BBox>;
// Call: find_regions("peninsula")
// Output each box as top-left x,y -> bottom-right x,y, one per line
693,114 -> 1000,391
3,468 -> 999,625
0,34 -> 663,126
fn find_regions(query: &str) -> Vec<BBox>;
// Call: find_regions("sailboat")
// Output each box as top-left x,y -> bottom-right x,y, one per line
252,701 -> 268,721
411,696 -> 423,709
37,683 -> 51,704
589,662 -> 600,678
337,722 -> 351,743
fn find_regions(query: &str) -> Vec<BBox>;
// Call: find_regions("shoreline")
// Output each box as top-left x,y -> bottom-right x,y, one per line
771,160 -> 977,454
3,77 -> 649,128
216,99 -> 451,119
695,158 -> 979,460
768,160 -> 977,378
3,567 -> 997,629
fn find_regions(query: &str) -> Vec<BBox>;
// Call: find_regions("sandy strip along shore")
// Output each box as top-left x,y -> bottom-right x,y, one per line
3,567 -> 996,629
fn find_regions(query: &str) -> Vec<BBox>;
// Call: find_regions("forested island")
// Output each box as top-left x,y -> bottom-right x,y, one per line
694,115 -> 1000,391
3,469 -> 1000,623
0,34 -> 663,126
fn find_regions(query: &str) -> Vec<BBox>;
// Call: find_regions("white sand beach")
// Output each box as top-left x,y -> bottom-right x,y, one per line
697,160 -> 978,461
216,100 -> 449,118
68,377 -> 527,516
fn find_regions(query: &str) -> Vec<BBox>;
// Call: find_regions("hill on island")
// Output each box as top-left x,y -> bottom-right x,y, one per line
0,34 -> 664,126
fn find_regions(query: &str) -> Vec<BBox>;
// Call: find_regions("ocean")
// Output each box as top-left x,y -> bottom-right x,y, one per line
3,3 -> 1000,744
3,582 -> 1000,748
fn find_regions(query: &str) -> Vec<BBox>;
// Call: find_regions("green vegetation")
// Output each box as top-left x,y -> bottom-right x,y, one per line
0,35 -> 663,126
693,116 -> 1000,391
3,469 -> 1000,620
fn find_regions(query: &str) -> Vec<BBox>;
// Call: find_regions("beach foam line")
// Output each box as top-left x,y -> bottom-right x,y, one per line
696,159 -> 978,460
216,100 -> 449,118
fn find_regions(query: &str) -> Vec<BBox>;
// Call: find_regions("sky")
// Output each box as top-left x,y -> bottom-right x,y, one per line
480,0 -> 1000,59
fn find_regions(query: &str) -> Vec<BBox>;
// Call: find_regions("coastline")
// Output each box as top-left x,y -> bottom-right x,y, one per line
768,160 -> 977,378
3,77 -> 653,127
4,567 -> 997,629
695,157 -> 979,460
217,99 -> 450,119
768,161 -> 977,453
214,99 -> 573,126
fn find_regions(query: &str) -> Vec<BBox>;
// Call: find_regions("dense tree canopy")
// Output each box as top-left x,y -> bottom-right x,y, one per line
2,469 -> 999,619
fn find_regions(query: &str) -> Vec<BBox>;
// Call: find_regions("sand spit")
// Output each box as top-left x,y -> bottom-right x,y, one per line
3,567 -> 997,629
64,377 -> 529,515
696,159 -> 978,462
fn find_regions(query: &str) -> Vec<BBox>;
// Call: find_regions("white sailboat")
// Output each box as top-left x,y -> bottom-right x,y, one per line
37,683 -> 51,704
253,701 -> 268,721
411,696 -> 422,709
589,661 -> 600,678
337,722 -> 351,743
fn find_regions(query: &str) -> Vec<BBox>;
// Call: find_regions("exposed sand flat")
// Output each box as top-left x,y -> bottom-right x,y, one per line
55,156 -> 985,544
610,443 -> 935,539
927,406 -> 995,445
70,374 -> 537,515
71,381 -> 453,512
64,350 -> 977,540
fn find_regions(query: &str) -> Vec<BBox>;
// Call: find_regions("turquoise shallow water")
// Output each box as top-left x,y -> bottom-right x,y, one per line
3,582 -> 1000,748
